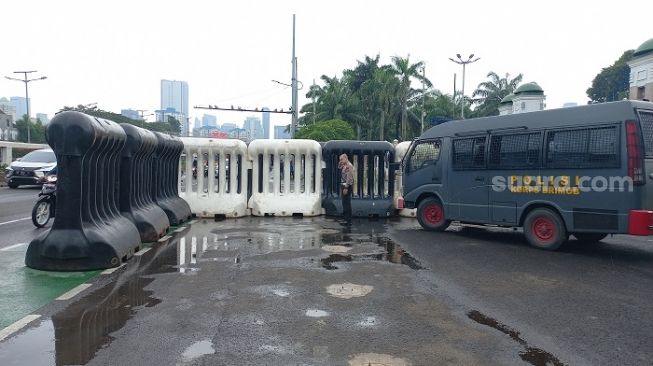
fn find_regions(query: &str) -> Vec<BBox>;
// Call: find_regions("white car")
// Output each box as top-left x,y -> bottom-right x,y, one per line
5,148 -> 57,188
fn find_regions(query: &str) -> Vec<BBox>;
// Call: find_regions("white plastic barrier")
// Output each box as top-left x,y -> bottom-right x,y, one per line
248,139 -> 322,216
179,138 -> 249,218
394,141 -> 416,218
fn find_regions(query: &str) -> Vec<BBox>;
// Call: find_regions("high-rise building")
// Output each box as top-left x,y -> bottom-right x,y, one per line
262,107 -> 270,139
36,113 -> 49,124
243,116 -> 263,139
274,125 -> 291,139
160,79 -> 189,118
220,123 -> 238,133
10,96 -> 27,120
202,114 -> 218,127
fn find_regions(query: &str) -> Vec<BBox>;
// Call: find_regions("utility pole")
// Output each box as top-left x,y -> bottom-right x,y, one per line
448,54 -> 480,119
312,78 -> 316,125
291,14 -> 298,138
421,64 -> 426,133
5,71 -> 47,143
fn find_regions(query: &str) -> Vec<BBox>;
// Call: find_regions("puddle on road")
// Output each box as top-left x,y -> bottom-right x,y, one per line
179,220 -> 425,273
0,274 -> 162,366
305,309 -> 329,318
467,310 -> 566,366
320,239 -> 424,271
181,339 -> 215,362
348,352 -> 409,366
0,219 -> 424,365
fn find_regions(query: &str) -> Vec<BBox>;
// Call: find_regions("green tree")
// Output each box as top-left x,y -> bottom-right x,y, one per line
58,105 -> 180,135
299,75 -> 363,134
294,119 -> 355,141
472,72 -> 523,117
390,56 -> 431,140
14,115 -> 47,143
586,50 -> 634,103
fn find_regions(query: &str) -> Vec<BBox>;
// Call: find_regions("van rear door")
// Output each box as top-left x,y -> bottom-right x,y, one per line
637,109 -> 653,210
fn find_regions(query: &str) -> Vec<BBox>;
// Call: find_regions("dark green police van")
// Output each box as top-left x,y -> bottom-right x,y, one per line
400,100 -> 653,250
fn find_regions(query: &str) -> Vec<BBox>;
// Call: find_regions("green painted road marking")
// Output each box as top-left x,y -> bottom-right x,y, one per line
0,245 -> 99,330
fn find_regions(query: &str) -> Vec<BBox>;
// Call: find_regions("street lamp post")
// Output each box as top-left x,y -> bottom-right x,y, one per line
448,54 -> 480,119
4,71 -> 47,143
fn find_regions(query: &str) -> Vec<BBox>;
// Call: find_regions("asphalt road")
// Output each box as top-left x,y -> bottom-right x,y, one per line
0,186 -> 651,365
0,186 -> 45,249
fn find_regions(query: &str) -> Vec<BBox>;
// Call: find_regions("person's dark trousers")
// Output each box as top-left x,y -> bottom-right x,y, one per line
341,184 -> 352,224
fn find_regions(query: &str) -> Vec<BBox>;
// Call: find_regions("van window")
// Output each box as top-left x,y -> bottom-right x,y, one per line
489,132 -> 541,168
545,125 -> 618,168
638,110 -> 653,157
407,140 -> 440,172
453,137 -> 486,169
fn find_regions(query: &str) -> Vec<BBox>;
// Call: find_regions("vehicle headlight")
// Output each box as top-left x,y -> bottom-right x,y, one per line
35,171 -> 45,177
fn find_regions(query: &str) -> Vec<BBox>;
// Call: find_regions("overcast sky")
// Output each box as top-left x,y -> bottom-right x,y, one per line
2,0 -> 651,130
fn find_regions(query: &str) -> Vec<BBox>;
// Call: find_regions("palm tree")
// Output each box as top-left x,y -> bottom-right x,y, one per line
300,75 -> 364,136
472,72 -> 523,117
390,56 -> 432,140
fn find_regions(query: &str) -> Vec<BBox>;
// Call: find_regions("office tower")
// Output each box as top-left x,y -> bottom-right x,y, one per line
243,116 -> 263,139
202,114 -> 218,127
10,96 -> 27,120
262,107 -> 270,139
274,125 -> 291,139
160,79 -> 189,118
36,113 -> 49,124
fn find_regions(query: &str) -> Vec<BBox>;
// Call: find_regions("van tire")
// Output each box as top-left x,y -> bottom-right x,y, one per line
8,183 -> 18,189
523,208 -> 567,250
573,233 -> 607,243
417,197 -> 450,232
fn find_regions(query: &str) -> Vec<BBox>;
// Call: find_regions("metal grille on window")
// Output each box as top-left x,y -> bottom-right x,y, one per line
453,137 -> 485,169
546,126 -> 618,168
638,110 -> 653,157
409,141 -> 440,172
489,133 -> 540,168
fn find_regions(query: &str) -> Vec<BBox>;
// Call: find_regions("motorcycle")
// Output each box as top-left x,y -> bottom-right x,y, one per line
32,174 -> 57,228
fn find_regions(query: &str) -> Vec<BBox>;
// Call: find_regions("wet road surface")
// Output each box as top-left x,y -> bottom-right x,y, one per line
0,217 -> 651,365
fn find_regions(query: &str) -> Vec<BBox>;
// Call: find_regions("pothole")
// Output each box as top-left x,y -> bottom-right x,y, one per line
326,283 -> 373,299
348,353 -> 409,366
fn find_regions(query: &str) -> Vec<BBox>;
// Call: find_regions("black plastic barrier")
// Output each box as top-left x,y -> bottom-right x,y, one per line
322,140 -> 396,217
26,112 -> 142,271
152,132 -> 192,225
120,124 -> 170,241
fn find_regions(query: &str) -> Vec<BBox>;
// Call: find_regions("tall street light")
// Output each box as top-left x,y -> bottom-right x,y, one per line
448,54 -> 479,119
5,71 -> 47,143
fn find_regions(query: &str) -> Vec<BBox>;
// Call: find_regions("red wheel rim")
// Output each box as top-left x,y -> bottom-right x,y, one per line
532,217 -> 556,241
424,204 -> 443,225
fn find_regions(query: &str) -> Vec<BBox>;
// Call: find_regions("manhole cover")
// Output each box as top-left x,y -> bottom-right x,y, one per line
326,283 -> 373,299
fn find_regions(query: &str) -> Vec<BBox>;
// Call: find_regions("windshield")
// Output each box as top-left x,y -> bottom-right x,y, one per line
19,150 -> 56,163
